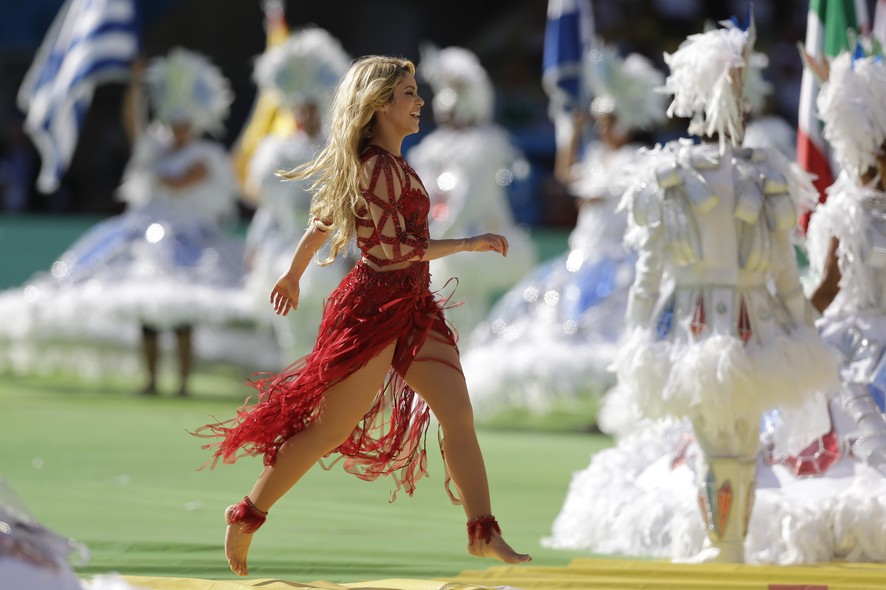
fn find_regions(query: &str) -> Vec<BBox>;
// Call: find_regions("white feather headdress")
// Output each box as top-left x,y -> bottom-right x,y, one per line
661,19 -> 770,147
253,27 -> 350,109
817,52 -> 886,179
145,48 -> 232,136
585,46 -> 667,134
418,44 -> 494,126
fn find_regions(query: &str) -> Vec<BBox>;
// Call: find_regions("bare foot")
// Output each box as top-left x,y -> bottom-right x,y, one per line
224,505 -> 255,576
468,531 -> 532,564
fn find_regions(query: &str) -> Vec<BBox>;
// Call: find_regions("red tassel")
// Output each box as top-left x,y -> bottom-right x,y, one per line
225,496 -> 267,534
467,514 -> 501,544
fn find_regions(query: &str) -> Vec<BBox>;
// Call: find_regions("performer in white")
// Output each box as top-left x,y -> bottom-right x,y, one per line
0,478 -> 85,590
0,477 -> 149,590
460,45 -> 666,418
0,49 -> 249,393
406,45 -> 537,335
769,46 -> 886,542
545,19 -> 841,564
243,28 -> 352,362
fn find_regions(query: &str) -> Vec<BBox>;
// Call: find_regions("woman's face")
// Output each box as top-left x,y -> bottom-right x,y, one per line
377,71 -> 424,137
294,102 -> 321,138
594,113 -> 630,149
169,121 -> 193,146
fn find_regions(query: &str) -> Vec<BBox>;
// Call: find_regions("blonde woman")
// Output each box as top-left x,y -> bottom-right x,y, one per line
197,56 -> 531,575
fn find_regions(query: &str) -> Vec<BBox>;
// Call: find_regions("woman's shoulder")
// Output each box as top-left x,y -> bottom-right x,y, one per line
360,144 -> 401,164
359,144 -> 410,179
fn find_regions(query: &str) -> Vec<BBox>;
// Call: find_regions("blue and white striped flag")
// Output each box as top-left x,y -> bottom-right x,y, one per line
542,0 -> 594,114
17,0 -> 140,194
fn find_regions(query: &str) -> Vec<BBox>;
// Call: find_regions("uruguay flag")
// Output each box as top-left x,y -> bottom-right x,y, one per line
17,0 -> 140,194
542,0 -> 594,114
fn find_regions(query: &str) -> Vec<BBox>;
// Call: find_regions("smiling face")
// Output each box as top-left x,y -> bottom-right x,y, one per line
376,71 -> 424,137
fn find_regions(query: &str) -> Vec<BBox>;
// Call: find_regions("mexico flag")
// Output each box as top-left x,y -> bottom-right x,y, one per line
798,0 -> 869,229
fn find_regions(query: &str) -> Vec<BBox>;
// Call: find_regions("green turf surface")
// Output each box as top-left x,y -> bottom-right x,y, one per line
0,370 -> 612,582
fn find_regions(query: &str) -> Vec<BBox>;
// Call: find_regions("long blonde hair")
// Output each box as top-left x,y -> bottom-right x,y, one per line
279,55 -> 415,264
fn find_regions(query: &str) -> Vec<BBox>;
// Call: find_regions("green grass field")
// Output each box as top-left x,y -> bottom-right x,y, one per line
0,214 -> 606,582
0,369 -> 612,582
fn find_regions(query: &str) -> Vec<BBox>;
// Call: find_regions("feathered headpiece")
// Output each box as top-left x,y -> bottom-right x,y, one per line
418,44 -> 494,126
146,48 -> 232,136
817,51 -> 886,180
253,27 -> 351,109
584,46 -> 667,134
661,17 -> 770,148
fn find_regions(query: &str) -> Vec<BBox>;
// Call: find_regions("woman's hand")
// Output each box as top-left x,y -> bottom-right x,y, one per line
465,233 -> 509,256
270,272 -> 301,316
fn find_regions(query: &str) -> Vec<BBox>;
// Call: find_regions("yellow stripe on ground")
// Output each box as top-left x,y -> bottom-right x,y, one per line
122,576 -> 500,590
445,558 -> 886,589
120,560 -> 886,590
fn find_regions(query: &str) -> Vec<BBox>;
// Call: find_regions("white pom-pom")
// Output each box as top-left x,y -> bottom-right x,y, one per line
253,27 -> 350,109
661,22 -> 768,147
818,53 -> 886,179
585,46 -> 668,134
146,48 -> 232,136
418,44 -> 494,126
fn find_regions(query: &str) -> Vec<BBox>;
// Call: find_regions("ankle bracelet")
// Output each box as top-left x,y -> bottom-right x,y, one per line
467,514 -> 501,544
228,496 -> 268,534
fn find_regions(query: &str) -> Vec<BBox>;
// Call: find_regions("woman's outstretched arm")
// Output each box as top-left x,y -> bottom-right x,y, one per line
271,223 -> 330,316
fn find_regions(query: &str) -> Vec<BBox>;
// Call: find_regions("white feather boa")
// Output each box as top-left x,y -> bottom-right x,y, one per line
607,326 -> 840,444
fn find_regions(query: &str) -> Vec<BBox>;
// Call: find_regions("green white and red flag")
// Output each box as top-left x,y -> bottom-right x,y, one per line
797,0 -> 869,229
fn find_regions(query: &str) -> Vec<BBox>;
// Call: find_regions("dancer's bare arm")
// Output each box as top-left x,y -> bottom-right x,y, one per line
810,237 -> 841,314
271,223 -> 330,316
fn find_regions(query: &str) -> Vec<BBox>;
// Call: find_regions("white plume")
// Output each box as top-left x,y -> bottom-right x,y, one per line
585,45 -> 667,134
145,48 -> 232,136
418,44 -> 494,126
661,22 -> 769,147
253,27 -> 350,109
817,52 -> 886,179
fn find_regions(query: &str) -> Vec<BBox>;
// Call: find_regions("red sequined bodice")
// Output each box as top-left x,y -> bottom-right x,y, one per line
355,145 -> 430,266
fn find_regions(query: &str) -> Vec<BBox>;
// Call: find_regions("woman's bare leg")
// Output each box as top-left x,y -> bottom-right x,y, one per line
139,325 -> 159,395
403,333 -> 531,564
174,325 -> 192,396
226,342 -> 396,576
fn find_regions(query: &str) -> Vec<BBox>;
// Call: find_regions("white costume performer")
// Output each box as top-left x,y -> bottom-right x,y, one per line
0,479 -> 85,590
244,28 -> 352,362
546,20 -> 841,564
0,49 -> 254,383
406,45 -> 536,335
0,478 -> 144,590
459,47 -> 666,417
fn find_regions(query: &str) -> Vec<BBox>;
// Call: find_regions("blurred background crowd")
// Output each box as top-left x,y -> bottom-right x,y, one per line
0,0 -> 819,225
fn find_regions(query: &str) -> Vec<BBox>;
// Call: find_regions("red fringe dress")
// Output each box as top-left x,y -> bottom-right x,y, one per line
197,145 -> 458,500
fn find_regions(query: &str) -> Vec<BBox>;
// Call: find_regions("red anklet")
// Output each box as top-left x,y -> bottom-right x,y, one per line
467,514 -> 501,544
226,496 -> 268,534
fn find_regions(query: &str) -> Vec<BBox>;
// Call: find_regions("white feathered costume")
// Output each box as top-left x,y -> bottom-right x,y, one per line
546,21 -> 843,564
459,46 -> 666,418
0,49 -> 262,376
